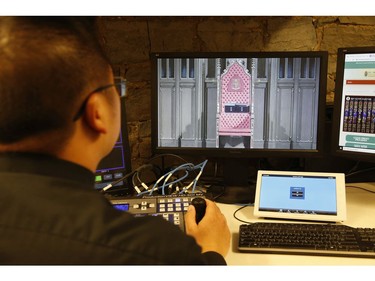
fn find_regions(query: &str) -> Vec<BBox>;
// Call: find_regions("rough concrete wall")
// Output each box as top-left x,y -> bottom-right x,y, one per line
97,16 -> 375,167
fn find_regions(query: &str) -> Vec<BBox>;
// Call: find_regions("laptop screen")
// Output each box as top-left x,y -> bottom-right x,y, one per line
254,170 -> 346,222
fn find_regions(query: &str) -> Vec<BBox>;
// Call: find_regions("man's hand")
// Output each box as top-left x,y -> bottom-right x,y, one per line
185,199 -> 230,257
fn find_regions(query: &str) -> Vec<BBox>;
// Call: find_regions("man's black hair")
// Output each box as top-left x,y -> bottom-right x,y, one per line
0,16 -> 110,146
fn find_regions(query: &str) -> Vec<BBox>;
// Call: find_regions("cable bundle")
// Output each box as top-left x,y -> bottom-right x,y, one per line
133,159 -> 208,196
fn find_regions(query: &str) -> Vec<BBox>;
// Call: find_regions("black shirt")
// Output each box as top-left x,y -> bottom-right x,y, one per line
0,152 -> 226,265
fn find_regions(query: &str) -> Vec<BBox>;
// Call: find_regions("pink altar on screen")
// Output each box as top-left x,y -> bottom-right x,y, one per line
218,61 -> 251,136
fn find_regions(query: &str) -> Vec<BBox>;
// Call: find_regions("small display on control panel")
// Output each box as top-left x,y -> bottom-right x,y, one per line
112,204 -> 130,212
110,193 -> 205,232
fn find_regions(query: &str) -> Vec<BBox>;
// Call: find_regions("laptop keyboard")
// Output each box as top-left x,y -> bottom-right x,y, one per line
238,222 -> 375,258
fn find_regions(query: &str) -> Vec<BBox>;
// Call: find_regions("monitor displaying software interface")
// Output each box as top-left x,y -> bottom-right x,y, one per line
336,50 -> 375,157
94,94 -> 131,192
95,132 -> 128,190
152,52 -> 327,159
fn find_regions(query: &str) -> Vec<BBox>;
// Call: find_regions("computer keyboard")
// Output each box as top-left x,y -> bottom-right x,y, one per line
238,222 -> 375,258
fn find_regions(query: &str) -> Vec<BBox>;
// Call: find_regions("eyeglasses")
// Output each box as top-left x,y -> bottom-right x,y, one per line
72,83 -> 121,121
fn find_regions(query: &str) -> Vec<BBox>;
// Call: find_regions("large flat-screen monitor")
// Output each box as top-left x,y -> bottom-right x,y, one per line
332,47 -> 375,164
151,51 -> 328,203
94,80 -> 132,195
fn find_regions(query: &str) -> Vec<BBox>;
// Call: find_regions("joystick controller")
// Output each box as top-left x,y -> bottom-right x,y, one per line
191,197 -> 206,224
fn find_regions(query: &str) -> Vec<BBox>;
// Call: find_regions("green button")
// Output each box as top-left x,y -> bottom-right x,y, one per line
345,135 -> 375,144
95,175 -> 102,182
345,142 -> 375,149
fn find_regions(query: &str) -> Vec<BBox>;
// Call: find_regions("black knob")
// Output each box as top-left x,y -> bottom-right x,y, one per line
191,197 -> 206,224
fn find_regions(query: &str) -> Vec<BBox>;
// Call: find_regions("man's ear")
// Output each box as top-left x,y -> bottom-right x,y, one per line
83,93 -> 108,134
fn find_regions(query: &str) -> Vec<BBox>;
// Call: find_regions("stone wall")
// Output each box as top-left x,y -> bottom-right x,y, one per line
97,16 -> 375,168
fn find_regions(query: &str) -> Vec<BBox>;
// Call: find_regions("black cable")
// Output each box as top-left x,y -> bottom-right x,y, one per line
233,204 -> 253,224
346,185 -> 375,194
148,153 -> 189,163
346,166 -> 375,178
148,153 -> 199,176
211,186 -> 225,201
347,161 -> 361,175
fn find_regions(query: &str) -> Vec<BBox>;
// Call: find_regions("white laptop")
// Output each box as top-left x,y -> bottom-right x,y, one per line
253,170 -> 347,223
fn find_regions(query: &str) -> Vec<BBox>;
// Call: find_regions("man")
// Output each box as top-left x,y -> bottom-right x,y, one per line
0,17 -> 230,264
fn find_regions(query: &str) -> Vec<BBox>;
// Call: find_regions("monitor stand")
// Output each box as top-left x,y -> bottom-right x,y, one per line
206,158 -> 256,204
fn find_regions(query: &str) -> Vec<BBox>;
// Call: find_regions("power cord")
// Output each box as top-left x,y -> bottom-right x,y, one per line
233,204 -> 253,224
346,185 -> 375,194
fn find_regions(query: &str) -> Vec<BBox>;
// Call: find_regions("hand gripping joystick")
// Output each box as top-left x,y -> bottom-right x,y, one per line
191,197 -> 206,224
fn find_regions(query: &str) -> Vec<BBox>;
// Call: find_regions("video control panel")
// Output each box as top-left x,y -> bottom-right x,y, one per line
109,193 -> 205,232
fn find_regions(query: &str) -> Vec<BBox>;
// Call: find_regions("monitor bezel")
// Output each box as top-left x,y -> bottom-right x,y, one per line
331,46 -> 375,163
151,51 -> 328,159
